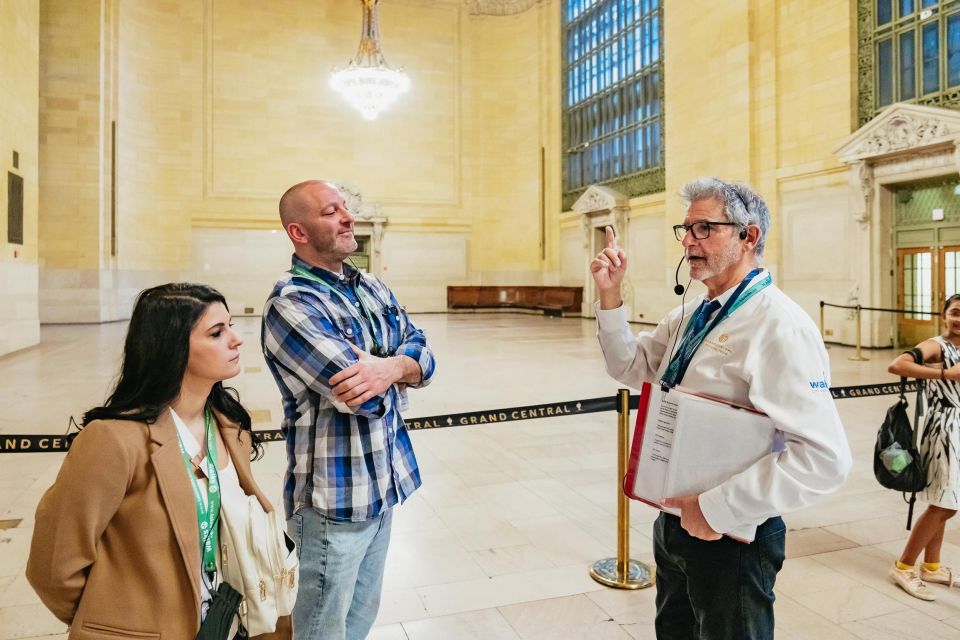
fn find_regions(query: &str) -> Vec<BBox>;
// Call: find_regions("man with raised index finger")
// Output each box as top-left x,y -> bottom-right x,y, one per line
261,179 -> 436,640
590,177 -> 851,640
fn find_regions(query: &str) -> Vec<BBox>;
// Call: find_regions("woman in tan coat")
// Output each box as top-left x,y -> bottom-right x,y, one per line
27,283 -> 291,639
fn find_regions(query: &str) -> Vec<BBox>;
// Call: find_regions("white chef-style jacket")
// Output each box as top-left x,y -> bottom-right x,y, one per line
596,271 -> 852,535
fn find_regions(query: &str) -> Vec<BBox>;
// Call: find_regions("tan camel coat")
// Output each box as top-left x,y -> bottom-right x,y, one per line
27,409 -> 292,639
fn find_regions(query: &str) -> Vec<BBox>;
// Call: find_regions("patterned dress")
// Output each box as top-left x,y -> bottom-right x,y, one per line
922,336 -> 960,509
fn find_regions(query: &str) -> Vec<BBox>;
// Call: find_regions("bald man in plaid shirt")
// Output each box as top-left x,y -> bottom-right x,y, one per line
262,180 -> 436,640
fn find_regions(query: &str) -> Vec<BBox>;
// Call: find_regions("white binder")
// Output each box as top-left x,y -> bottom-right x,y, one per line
624,381 -> 780,543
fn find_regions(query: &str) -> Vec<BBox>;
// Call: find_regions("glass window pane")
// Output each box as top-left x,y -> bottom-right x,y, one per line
949,13 -> 960,86
923,0 -> 937,7
900,30 -> 916,100
636,128 -> 644,169
919,252 -> 932,315
901,0 -> 915,17
651,14 -> 660,62
904,252 -> 933,318
878,38 -> 894,106
877,0 -> 893,25
946,250 -> 960,299
562,0 -> 662,194
923,22 -> 940,93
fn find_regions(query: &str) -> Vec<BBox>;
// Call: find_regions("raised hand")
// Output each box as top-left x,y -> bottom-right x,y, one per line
590,226 -> 628,308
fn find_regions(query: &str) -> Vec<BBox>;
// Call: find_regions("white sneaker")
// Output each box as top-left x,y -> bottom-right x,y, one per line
889,564 -> 936,601
919,564 -> 960,587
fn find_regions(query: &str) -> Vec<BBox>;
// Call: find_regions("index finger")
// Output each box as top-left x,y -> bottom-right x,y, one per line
605,226 -> 616,250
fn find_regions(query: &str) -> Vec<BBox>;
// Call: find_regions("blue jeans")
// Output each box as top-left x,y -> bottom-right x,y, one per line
287,506 -> 393,640
653,512 -> 786,640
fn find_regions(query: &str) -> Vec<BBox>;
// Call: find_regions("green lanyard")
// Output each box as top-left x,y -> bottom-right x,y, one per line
661,269 -> 772,388
289,264 -> 384,355
175,408 -> 220,575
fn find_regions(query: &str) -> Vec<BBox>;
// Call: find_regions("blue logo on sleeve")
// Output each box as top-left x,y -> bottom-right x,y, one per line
808,373 -> 830,391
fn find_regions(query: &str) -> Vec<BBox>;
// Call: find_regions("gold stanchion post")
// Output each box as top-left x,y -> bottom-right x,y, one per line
849,305 -> 869,361
589,388 -> 655,589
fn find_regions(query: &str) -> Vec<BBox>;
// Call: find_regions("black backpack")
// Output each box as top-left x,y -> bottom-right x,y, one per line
873,347 -> 928,530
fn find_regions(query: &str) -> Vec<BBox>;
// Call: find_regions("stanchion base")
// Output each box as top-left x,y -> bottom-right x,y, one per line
848,356 -> 870,361
589,557 -> 655,589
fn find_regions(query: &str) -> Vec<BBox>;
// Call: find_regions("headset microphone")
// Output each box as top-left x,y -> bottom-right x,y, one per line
673,254 -> 687,295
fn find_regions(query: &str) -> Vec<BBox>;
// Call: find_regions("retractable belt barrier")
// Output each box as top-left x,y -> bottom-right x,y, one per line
0,379 -> 920,454
819,299 -> 936,361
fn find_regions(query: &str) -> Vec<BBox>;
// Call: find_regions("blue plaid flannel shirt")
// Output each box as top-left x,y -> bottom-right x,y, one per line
261,255 -> 436,522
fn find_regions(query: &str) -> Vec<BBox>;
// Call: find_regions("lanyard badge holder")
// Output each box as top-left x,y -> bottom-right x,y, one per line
661,268 -> 772,389
175,410 -> 244,639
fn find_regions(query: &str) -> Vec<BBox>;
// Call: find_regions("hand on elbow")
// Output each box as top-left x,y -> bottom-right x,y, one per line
329,345 -> 401,407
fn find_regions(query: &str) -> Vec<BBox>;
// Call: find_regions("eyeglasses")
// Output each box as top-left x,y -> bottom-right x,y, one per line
672,221 -> 742,241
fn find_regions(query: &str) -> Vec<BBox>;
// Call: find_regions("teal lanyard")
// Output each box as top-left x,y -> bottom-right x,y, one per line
289,265 -> 384,355
175,408 -> 220,575
661,268 -> 772,388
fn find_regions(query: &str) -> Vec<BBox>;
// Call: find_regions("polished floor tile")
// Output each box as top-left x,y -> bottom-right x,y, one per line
2,314 -> 959,638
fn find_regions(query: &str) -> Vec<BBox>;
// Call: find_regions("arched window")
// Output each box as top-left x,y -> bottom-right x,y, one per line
562,0 -> 663,209
860,0 -> 960,124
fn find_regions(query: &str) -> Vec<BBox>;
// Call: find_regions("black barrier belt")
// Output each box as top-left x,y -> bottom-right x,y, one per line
820,301 -> 936,316
0,380 -> 923,454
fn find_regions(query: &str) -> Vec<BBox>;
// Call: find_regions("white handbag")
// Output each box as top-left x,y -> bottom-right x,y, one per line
220,495 -> 299,636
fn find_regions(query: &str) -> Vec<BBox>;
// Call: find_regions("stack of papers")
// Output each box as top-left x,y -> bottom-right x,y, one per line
624,382 -> 778,543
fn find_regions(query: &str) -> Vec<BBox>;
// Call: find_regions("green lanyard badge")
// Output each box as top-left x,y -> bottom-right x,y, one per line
661,268 -> 772,388
175,408 -> 220,575
289,264 -> 385,356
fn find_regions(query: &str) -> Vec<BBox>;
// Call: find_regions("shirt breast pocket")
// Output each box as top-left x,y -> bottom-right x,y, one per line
333,316 -> 364,348
381,305 -> 402,351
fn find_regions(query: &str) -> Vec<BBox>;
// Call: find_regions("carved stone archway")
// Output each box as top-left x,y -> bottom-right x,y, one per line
835,102 -> 960,344
572,185 -> 631,317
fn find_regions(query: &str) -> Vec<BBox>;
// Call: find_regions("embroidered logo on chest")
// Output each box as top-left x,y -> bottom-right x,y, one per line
704,333 -> 733,356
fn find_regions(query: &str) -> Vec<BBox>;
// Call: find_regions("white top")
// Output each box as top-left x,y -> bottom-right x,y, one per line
596,276 -> 852,534
171,409 -> 246,631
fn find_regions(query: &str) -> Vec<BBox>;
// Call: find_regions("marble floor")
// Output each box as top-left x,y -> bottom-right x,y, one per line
2,313 -> 960,639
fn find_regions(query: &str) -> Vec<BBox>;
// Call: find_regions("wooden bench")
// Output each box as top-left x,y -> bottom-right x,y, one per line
447,286 -> 583,315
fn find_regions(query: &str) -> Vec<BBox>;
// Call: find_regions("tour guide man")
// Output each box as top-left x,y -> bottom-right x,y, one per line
590,177 -> 851,639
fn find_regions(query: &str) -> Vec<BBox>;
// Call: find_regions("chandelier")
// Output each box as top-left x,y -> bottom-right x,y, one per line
329,0 -> 410,121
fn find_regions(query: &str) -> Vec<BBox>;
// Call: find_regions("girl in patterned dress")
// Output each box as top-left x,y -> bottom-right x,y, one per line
887,293 -> 960,601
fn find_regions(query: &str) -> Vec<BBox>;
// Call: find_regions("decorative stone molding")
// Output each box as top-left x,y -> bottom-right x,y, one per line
857,114 -> 946,156
848,161 -> 873,227
836,103 -> 960,164
872,146 -> 957,177
836,103 -> 960,228
572,184 -> 624,215
572,185 -> 631,248
465,0 -> 544,16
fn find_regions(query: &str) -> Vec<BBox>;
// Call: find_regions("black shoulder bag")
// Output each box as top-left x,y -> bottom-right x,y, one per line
873,347 -> 928,530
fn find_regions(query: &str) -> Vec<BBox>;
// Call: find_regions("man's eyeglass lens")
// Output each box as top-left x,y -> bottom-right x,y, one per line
673,221 -> 740,241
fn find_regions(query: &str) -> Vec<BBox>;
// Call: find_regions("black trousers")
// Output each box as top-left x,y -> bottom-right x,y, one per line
653,512 -> 786,640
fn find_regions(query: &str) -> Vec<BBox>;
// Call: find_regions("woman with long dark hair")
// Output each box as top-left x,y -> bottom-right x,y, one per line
888,293 -> 960,601
27,283 -> 289,639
